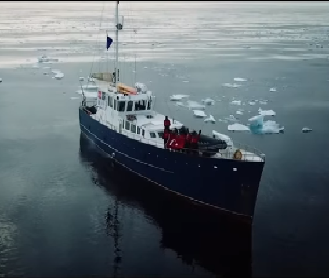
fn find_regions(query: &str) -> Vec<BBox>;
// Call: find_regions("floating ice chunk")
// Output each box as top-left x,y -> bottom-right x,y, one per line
302,127 -> 312,133
70,97 -> 79,100
224,115 -> 238,122
234,77 -> 247,82
170,94 -> 189,101
259,100 -> 268,105
258,108 -> 276,116
182,80 -> 189,83
269,87 -> 277,92
204,115 -> 216,123
236,110 -> 244,115
248,101 -> 256,105
230,100 -> 242,105
202,97 -> 215,105
228,123 -> 250,132
79,77 -> 85,81
193,110 -> 207,118
176,101 -> 184,107
51,70 -> 64,80
212,130 -> 233,147
187,100 -> 205,110
222,83 -> 242,88
249,115 -> 283,134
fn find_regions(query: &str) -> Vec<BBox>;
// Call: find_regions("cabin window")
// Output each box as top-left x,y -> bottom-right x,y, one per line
150,132 -> 156,139
113,99 -> 117,110
127,100 -> 133,112
158,131 -> 164,139
137,127 -> 141,134
131,124 -> 136,133
108,96 -> 113,107
135,100 -> 146,111
142,129 -> 145,137
125,120 -> 130,130
118,101 -> 126,112
102,92 -> 106,101
147,99 -> 152,110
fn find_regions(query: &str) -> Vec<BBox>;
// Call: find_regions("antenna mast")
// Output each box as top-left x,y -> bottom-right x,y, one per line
114,1 -> 120,86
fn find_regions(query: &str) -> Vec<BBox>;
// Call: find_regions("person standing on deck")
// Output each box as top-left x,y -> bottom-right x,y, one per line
164,116 -> 171,130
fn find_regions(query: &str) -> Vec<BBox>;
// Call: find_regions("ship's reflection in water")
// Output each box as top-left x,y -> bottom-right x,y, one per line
79,133 -> 252,277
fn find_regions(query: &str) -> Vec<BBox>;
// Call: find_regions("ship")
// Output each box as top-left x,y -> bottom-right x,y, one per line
78,1 -> 265,224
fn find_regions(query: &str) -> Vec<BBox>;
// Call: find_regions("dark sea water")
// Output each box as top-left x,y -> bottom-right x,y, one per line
1,2 -> 329,277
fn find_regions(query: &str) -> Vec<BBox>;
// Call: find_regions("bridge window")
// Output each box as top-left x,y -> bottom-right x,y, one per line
108,96 -> 113,107
135,100 -> 146,111
158,131 -> 164,138
147,99 -> 152,110
125,120 -> 130,130
137,126 -> 141,134
102,92 -> 106,100
150,132 -> 156,139
142,129 -> 145,137
127,100 -> 133,111
118,101 -> 125,112
113,99 -> 117,110
131,124 -> 136,133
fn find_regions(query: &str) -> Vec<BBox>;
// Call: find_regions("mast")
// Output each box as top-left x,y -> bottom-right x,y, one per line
115,1 -> 119,86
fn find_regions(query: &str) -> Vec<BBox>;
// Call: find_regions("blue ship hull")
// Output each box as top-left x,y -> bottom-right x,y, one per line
79,108 -> 265,222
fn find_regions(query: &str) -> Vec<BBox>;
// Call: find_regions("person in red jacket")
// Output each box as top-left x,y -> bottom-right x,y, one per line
164,116 -> 171,130
163,128 -> 170,148
175,132 -> 186,151
167,129 -> 177,150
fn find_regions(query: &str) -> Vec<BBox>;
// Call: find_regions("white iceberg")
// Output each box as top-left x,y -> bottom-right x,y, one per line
193,110 -> 207,118
230,100 -> 242,106
259,100 -> 268,105
202,98 -> 215,105
51,70 -> 64,80
248,101 -> 257,105
236,110 -> 244,115
170,94 -> 189,101
212,130 -> 233,148
234,77 -> 247,82
222,83 -> 242,88
302,127 -> 312,133
228,123 -> 250,132
224,115 -> 239,122
269,87 -> 277,92
249,115 -> 284,134
258,108 -> 276,116
204,115 -> 216,123
70,97 -> 79,100
187,100 -> 205,110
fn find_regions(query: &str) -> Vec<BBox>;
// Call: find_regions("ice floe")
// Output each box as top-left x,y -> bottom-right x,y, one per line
259,100 -> 268,105
193,110 -> 207,118
228,123 -> 250,132
70,97 -> 80,100
230,100 -> 242,105
233,77 -> 247,82
258,108 -> 276,116
224,115 -> 239,122
248,101 -> 256,105
186,100 -> 205,110
170,94 -> 189,101
204,115 -> 216,123
222,83 -> 242,88
236,110 -> 244,115
202,98 -> 215,105
79,77 -> 85,81
302,127 -> 312,133
51,70 -> 64,80
249,115 -> 284,134
269,87 -> 277,92
212,130 -> 233,148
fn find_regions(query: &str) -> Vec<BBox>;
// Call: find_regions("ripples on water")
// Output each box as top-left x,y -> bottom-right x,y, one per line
1,1 -> 329,277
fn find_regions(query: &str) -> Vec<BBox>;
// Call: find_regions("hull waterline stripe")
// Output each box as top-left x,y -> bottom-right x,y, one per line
80,124 -> 252,221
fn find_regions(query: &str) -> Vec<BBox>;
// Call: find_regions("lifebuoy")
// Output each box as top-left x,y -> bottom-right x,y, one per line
233,149 -> 242,160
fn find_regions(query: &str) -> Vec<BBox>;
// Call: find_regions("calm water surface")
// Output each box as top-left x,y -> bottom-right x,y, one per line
1,2 -> 329,277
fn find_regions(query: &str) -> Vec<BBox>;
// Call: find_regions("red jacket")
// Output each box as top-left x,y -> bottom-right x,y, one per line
164,119 -> 171,127
191,134 -> 200,144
